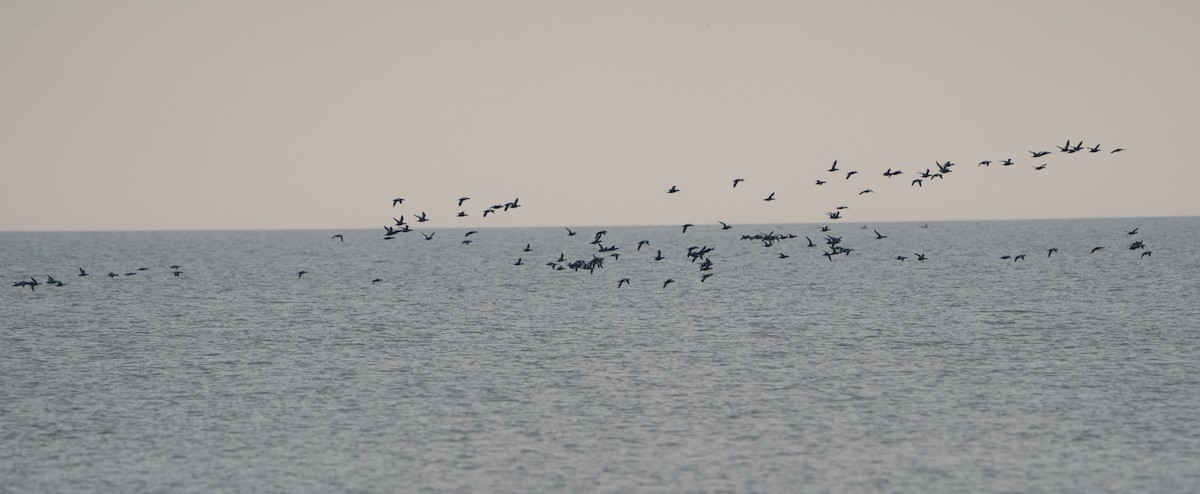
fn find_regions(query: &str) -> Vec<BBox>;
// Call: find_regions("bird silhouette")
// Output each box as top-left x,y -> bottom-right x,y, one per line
392,197 -> 404,207
667,186 -> 680,193
297,271 -> 308,278
78,268 -> 88,276
732,178 -> 744,187
457,197 -> 470,206
618,278 -> 630,288
763,192 -> 775,201
331,234 -> 343,241
662,279 -> 675,288
874,229 -> 887,239
682,223 -> 694,233
827,160 -> 839,172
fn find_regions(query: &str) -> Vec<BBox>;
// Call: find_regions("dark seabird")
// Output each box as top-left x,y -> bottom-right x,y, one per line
1030,150 -> 1052,157
846,171 -> 858,179
979,160 -> 992,166
1141,251 -> 1152,258
682,223 -> 694,233
874,229 -> 887,240
815,180 -> 826,185
806,236 -> 816,247
1127,228 -> 1139,235
1088,144 -> 1102,153
416,212 -> 428,222
421,232 -> 435,240
172,271 -> 182,276
78,268 -> 88,276
297,271 -> 308,278
732,178 -> 744,187
372,278 -> 382,283
662,279 -> 675,288
1111,148 -> 1125,153
718,221 -> 732,230
700,273 -> 713,282
514,258 -> 523,265
170,265 -> 181,269
1000,158 -> 1014,166
1090,247 -> 1104,253
465,230 -> 478,236
392,197 -> 404,207
895,255 -> 907,261
668,185 -> 680,193
820,226 -> 831,232
912,179 -> 923,187
523,243 -> 532,252
1034,164 -> 1047,170
108,272 -> 119,278
654,250 -> 665,261
457,211 -> 468,217
778,253 -> 789,259
1014,254 -> 1026,261
915,253 -> 927,261
565,227 -> 577,236
763,192 -> 775,201
394,216 -> 406,226
458,197 -> 470,206
462,240 -> 472,245
637,240 -> 650,250
1048,248 -> 1059,257
827,160 -> 839,172
332,234 -> 343,241
1000,255 -> 1012,260
618,278 -> 630,288
859,189 -> 874,195
483,209 -> 493,217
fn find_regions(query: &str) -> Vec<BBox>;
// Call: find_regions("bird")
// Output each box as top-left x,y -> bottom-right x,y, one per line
462,240 -> 472,245
107,272 -> 118,278
1088,144 -> 1102,153
806,236 -> 816,247
778,253 -> 789,259
465,230 -> 478,236
331,234 -> 343,241
827,160 -> 839,172
420,232 -> 435,240
372,278 -> 382,283
618,278 -> 630,288
668,185 -> 680,193
911,179 -> 923,187
763,192 -> 775,201
1034,164 -> 1047,170
895,255 -> 907,261
1090,247 -> 1104,253
1141,251 -> 1152,258
1111,148 -> 1125,153
682,223 -> 694,233
1000,158 -> 1014,166
1127,228 -> 1139,235
859,189 -> 874,195
172,271 -> 182,277
393,216 -> 406,226
700,273 -> 713,282
523,243 -> 532,252
1048,248 -> 1059,257
1030,150 -> 1052,157
514,258 -> 523,265
416,212 -> 429,222
565,227 -> 577,236
815,180 -> 827,186
915,253 -> 927,261
456,211 -> 468,217
1001,255 -> 1012,260
718,221 -> 732,230
297,271 -> 308,278
392,197 -> 404,207
846,171 -> 858,179
732,178 -> 744,187
1014,254 -> 1026,261
979,160 -> 992,166
662,279 -> 675,288
457,197 -> 470,206
654,250 -> 665,261
874,229 -> 887,240
78,268 -> 88,276
637,240 -> 650,250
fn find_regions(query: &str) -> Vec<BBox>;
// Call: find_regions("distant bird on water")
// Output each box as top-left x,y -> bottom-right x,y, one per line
1048,248 -> 1059,257
372,278 -> 382,284
1127,228 -> 1139,235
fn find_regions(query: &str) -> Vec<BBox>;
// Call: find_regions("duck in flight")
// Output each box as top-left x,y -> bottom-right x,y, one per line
514,258 -> 523,266
718,221 -> 732,230
846,171 -> 858,180
392,197 -> 404,207
1111,148 -> 1125,153
1034,164 -> 1047,170
915,253 -> 927,261
827,160 -> 839,172
458,197 -> 470,206
78,268 -> 88,276
465,230 -> 478,236
523,243 -> 532,252
637,240 -> 650,250
895,255 -> 907,261
372,278 -> 382,284
393,216 -> 406,226
763,192 -> 775,201
297,271 -> 308,278
654,250 -> 665,261
682,223 -> 694,233
732,178 -> 744,188
911,179 -> 922,187
700,273 -> 713,282
662,279 -> 675,288
1048,248 -> 1059,257
1090,246 -> 1104,253
457,211 -> 468,217
1030,150 -> 1052,158
1141,251 -> 1152,258
667,185 -> 680,193
618,278 -> 630,288
874,229 -> 886,240
565,227 -> 577,236
859,189 -> 874,195
421,232 -> 435,240
1127,227 -> 1139,235
978,160 -> 991,167
331,234 -> 343,242
815,179 -> 826,185
416,212 -> 429,222
1000,158 -> 1014,166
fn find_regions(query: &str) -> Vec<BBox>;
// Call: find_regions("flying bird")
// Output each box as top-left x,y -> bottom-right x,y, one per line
846,171 -> 858,179
815,180 -> 826,185
78,268 -> 88,276
331,234 -> 343,241
457,197 -> 470,206
668,185 -> 680,193
732,178 -> 744,187
392,197 -> 404,207
827,160 -> 839,172
874,229 -> 886,240
662,279 -> 675,288
297,271 -> 308,278
763,192 -> 775,201
618,278 -> 630,288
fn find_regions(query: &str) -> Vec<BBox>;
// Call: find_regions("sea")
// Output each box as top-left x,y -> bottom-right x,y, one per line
2,217 -> 1199,493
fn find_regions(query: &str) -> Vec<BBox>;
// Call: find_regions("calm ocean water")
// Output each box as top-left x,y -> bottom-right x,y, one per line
3,217 -> 1199,493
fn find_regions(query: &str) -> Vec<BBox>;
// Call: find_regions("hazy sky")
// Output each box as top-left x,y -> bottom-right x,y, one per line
2,0 -> 1197,231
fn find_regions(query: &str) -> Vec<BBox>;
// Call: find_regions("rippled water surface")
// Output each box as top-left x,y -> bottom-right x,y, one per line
3,218 -> 1199,492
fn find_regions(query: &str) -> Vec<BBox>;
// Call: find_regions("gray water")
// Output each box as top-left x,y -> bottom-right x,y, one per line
3,217 -> 1199,493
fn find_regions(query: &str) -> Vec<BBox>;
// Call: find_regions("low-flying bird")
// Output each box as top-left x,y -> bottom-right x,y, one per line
637,240 -> 650,250
457,211 -> 468,217
78,268 -> 88,276
372,278 -> 383,284
172,271 -> 182,277
458,197 -> 470,206
668,185 -> 680,193
915,253 -> 927,261
682,223 -> 694,233
393,216 -> 406,226
297,271 -> 308,278
1111,148 -> 1125,153
763,192 -> 775,201
827,160 -> 839,172
1088,144 -> 1102,153
421,232 -> 435,240
700,273 -> 713,282
654,250 -> 665,261
662,279 -> 675,288
1090,246 -> 1104,253
1034,164 -> 1047,170
895,255 -> 907,261
331,234 -> 343,241
859,189 -> 874,195
416,212 -> 428,222
874,229 -> 887,240
778,253 -> 789,259
462,240 -> 472,245
1127,228 -> 1139,235
1000,158 -> 1014,166
979,160 -> 992,166
618,278 -> 630,288
732,178 -> 744,187
523,243 -> 532,252
718,221 -> 732,230
1141,251 -> 1152,258
565,227 -> 577,236
815,180 -> 826,185
846,171 -> 858,179
392,197 -> 404,207
1048,248 -> 1059,257
912,179 -> 923,187
1030,150 -> 1052,157
465,230 -> 478,236
514,258 -> 523,265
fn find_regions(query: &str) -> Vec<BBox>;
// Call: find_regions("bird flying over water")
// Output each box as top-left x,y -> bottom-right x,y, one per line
78,268 -> 88,276
662,279 -> 675,288
297,271 -> 308,278
846,171 -> 858,179
331,234 -> 343,241
618,278 -> 630,288
682,223 -> 694,233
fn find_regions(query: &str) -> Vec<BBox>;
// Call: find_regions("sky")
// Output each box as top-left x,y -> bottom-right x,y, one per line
2,0 -> 1197,231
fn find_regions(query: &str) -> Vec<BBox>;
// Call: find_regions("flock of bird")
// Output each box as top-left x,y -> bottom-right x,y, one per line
12,140 -> 1148,293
